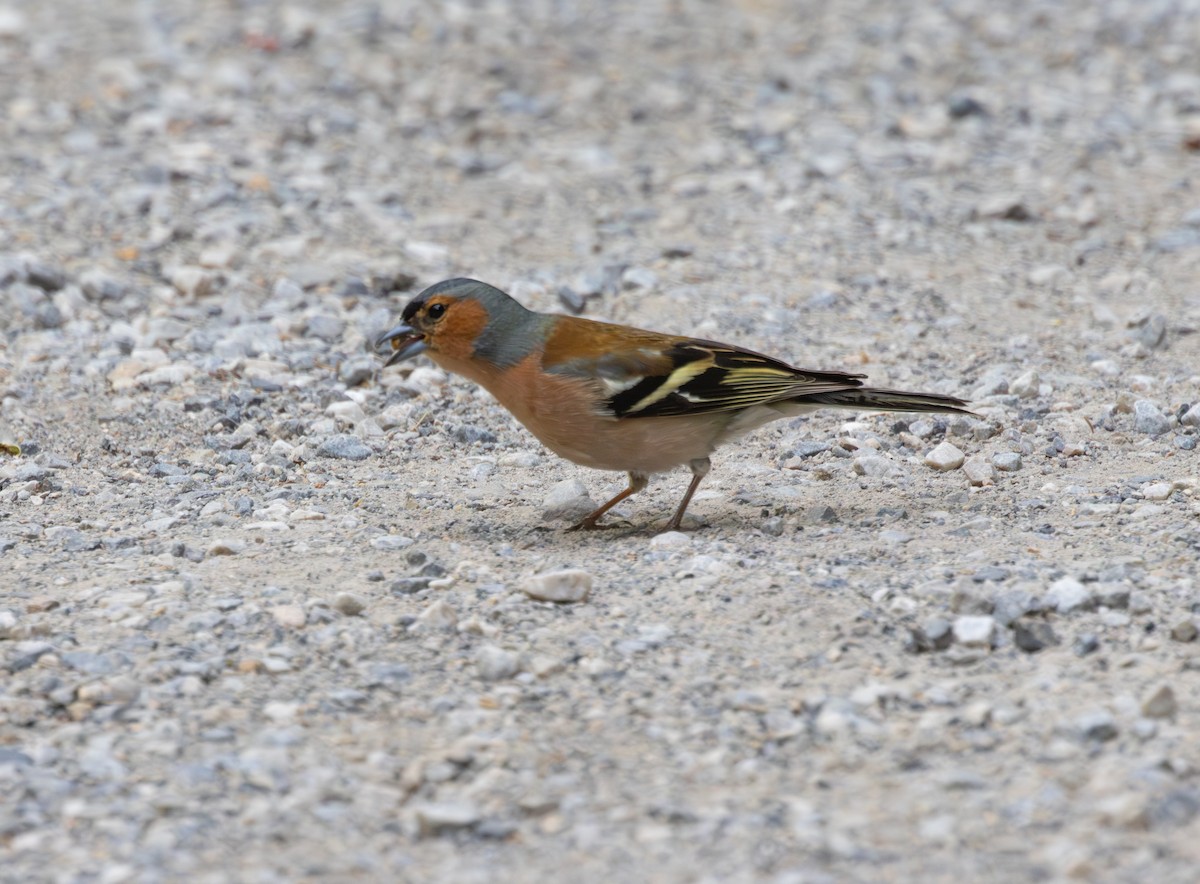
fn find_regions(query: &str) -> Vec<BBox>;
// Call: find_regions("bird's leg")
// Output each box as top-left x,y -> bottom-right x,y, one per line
568,471 -> 649,531
663,457 -> 711,532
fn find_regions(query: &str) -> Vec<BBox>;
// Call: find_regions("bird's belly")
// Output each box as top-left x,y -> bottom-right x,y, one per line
534,413 -> 723,473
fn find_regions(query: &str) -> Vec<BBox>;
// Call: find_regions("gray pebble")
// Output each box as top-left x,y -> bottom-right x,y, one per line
621,267 -> 658,290
557,285 -> 587,314
1013,619 -> 1057,652
317,435 -> 372,460
962,456 -> 997,486
1073,633 -> 1100,656
1009,370 -> 1040,399
541,479 -> 596,522
61,651 -> 120,675
1094,584 -> 1131,609
333,593 -> 366,616
853,454 -> 895,477
1128,313 -> 1168,350
1129,591 -> 1154,615
476,645 -> 520,680
1076,709 -> 1118,742
450,425 -> 497,445
26,260 -> 67,292
304,313 -> 345,341
1141,685 -> 1177,720
415,800 -> 481,836
993,589 -> 1038,625
1134,400 -> 1171,436
792,441 -> 831,458
1170,620 -> 1197,643
338,356 -> 376,387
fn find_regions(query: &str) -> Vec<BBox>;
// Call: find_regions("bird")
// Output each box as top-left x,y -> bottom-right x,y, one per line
376,278 -> 973,532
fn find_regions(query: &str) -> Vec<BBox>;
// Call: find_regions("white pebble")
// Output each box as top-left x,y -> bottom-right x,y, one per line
521,569 -> 593,603
1142,482 -> 1174,501
1045,577 -> 1094,613
411,599 -> 457,631
650,531 -> 692,550
476,644 -> 520,681
952,615 -> 996,648
924,441 -> 965,471
1009,369 -> 1040,399
962,456 -> 997,486
270,605 -> 306,629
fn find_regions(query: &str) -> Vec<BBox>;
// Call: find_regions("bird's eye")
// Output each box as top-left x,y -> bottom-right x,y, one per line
426,302 -> 447,321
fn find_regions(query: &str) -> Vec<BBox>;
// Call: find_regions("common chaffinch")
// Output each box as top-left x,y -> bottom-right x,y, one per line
376,278 -> 972,531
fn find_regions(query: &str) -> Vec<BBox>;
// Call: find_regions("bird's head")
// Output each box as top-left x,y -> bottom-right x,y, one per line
375,278 -> 542,368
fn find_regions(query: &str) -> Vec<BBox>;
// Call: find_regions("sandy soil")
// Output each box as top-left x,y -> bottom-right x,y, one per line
2,1 -> 1200,881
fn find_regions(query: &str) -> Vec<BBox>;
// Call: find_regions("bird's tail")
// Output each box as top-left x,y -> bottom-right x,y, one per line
795,387 -> 974,415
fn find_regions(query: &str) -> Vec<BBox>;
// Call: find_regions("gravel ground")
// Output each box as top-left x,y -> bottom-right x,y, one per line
3,1 -> 1200,881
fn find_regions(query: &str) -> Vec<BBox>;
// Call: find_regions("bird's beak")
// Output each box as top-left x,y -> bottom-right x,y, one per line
375,324 -> 428,367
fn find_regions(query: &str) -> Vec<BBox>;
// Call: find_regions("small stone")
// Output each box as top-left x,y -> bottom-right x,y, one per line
541,479 -> 596,522
962,456 -> 997,486
271,605 -> 306,629
1181,405 -> 1200,428
1095,584 -> 1131,609
415,800 -> 481,836
621,267 -> 658,290
476,645 -> 520,681
991,452 -> 1021,471
792,441 -> 831,458
976,195 -> 1032,221
1133,400 -> 1171,436
760,516 -> 785,536
317,434 -> 372,460
207,539 -> 245,557
1142,482 -> 1174,501
1141,685 -> 1178,720
1009,370 -> 1040,399
338,356 -> 376,387
1170,620 -> 1198,643
924,441 -> 965,471
649,531 -> 692,550
992,589 -> 1037,625
1027,265 -> 1067,287
304,313 -> 345,341
26,260 -> 67,291
0,610 -> 19,638
61,652 -> 118,675
371,534 -> 414,551
912,617 -> 953,652
521,569 -> 593,603
1045,577 -> 1095,614
1128,313 -> 1168,350
170,266 -> 215,298
948,95 -> 987,118
333,593 -> 366,616
1077,710 -> 1118,742
1129,591 -> 1153,615
412,600 -> 457,631
450,425 -> 497,445
1013,619 -> 1058,652
556,285 -> 586,314
1073,633 -> 1100,656
853,454 -> 895,477
952,615 -> 996,648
